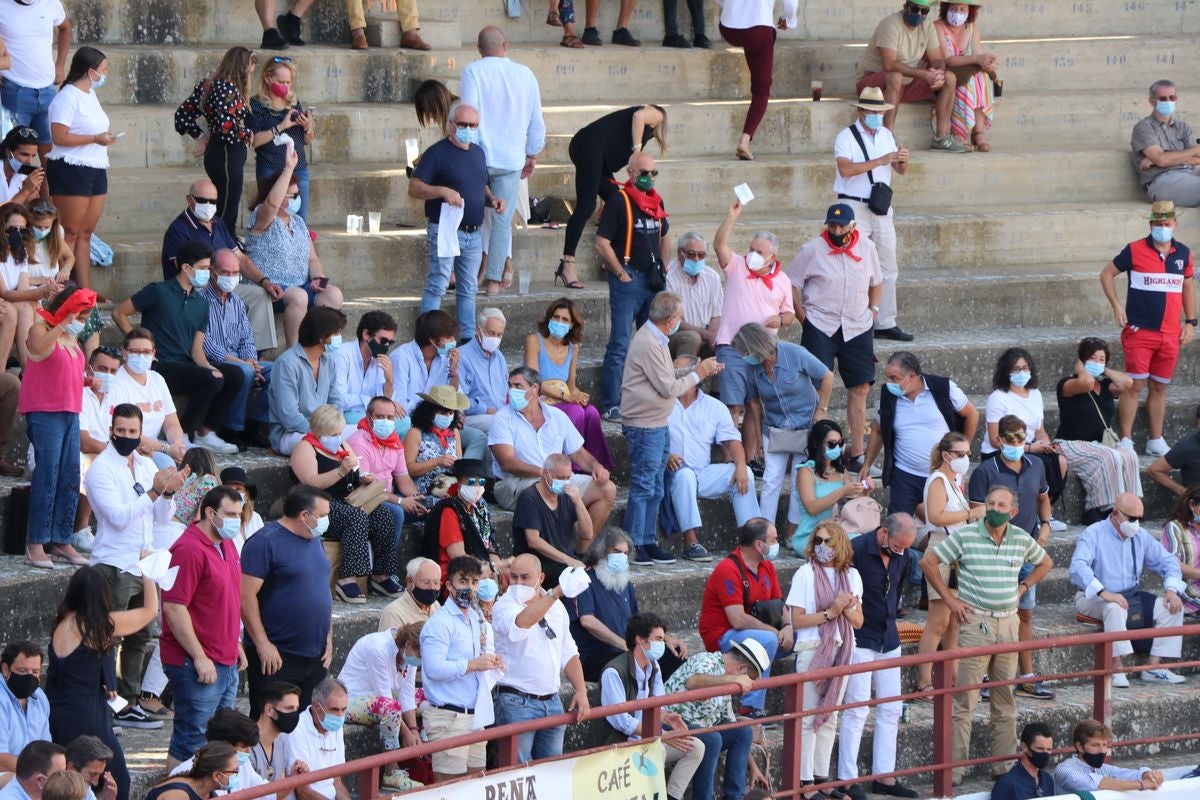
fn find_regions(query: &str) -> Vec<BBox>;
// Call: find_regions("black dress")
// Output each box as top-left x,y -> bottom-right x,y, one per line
145,781 -> 205,800
47,639 -> 130,800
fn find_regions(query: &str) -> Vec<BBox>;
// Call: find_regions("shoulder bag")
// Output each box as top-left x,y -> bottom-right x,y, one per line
727,554 -> 784,629
618,189 -> 666,290
1085,390 -> 1121,449
848,125 -> 893,216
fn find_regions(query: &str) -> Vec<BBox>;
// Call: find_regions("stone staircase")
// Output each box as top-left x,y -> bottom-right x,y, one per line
7,0 -> 1200,795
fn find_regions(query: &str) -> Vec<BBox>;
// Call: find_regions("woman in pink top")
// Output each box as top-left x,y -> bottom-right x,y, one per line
21,283 -> 95,568
345,396 -> 430,529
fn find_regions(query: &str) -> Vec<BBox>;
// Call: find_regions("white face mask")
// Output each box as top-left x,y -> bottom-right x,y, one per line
746,251 -> 766,271
947,9 -> 968,26
216,274 -> 240,293
1118,520 -> 1140,539
949,455 -> 969,475
480,335 -> 502,353
509,584 -> 537,604
193,202 -> 217,222
458,484 -> 484,504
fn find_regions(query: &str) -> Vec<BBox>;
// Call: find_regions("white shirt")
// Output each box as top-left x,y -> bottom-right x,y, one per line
338,628 -> 417,713
80,388 -> 110,442
288,708 -> 345,800
719,0 -> 797,30
833,120 -> 897,198
665,261 -> 724,329
107,368 -> 177,441
0,255 -> 27,293
0,172 -> 28,205
85,445 -> 176,569
668,393 -> 740,469
332,343 -> 387,416
0,0 -> 66,88
492,587 -> 579,696
878,377 -> 968,478
785,563 -> 864,644
388,340 -> 459,415
169,756 -> 266,796
487,401 -> 585,479
47,84 -> 110,169
459,56 -> 547,172
981,388 -> 1045,454
600,657 -> 663,740
28,228 -> 66,281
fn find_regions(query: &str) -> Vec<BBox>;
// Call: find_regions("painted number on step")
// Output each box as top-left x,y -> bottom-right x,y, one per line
1024,3 -> 1045,13
1072,2 -> 1092,11
1158,53 -> 1176,65
1124,0 -> 1144,10
1004,56 -> 1025,68
438,7 -> 458,19
556,64 -> 575,75
1105,54 -> 1126,66
1053,56 -> 1074,68
659,64 -> 677,76
326,66 -> 343,78
609,65 -> 629,77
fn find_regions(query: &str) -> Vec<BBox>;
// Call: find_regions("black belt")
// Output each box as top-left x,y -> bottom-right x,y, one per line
496,685 -> 555,702
837,194 -> 871,204
431,702 -> 474,714
459,224 -> 481,233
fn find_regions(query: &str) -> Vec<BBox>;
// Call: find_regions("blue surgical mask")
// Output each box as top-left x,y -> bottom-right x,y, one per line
310,514 -> 330,536
824,445 -> 843,461
455,126 -> 480,146
885,381 -> 905,397
864,113 -> 884,131
325,334 -> 342,352
437,340 -> 456,357
394,416 -> 413,438
547,320 -> 571,339
509,387 -> 530,411
1157,100 -> 1177,117
765,542 -> 780,561
236,751 -> 251,767
1084,360 -> 1106,378
216,516 -> 241,540
372,418 -> 395,438
286,196 -> 302,215
682,258 -> 706,277
1151,225 -> 1174,244
902,10 -> 925,26
644,641 -> 666,661
189,268 -> 210,288
550,477 -> 569,495
403,653 -> 422,667
433,412 -> 454,430
667,318 -> 681,336
606,552 -> 629,574
90,72 -> 106,89
6,157 -> 22,174
1001,443 -> 1025,462
31,226 -> 51,242
320,435 -> 343,453
66,320 -> 86,336
127,353 -> 153,375
222,771 -> 241,791
93,372 -> 112,394
1009,370 -> 1031,388
742,355 -> 761,365
476,578 -> 499,602
319,705 -> 345,732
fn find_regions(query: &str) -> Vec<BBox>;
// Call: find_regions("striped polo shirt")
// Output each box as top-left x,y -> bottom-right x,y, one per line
931,521 -> 1046,612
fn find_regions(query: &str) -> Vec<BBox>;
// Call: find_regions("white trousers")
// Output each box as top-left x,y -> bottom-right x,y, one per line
796,647 -> 846,781
843,199 -> 897,329
669,462 -> 761,531
1074,591 -> 1183,658
837,645 -> 903,780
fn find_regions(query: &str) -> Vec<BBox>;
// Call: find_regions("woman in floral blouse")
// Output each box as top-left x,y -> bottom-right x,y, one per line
248,56 -> 315,220
174,46 -> 257,233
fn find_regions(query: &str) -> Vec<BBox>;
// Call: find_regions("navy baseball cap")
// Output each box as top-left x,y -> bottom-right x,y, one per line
825,203 -> 855,224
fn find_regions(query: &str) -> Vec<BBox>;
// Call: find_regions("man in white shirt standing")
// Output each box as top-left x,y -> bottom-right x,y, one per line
833,88 -> 911,343
73,346 -> 123,551
491,554 -> 590,762
332,310 -> 396,426
84,402 -> 186,730
287,678 -> 351,800
0,0 -> 72,161
664,232 -> 723,359
459,26 -> 545,295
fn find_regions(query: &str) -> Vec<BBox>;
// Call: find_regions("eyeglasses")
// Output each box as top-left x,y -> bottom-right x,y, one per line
882,571 -> 892,598
638,169 -> 660,178
682,250 -> 707,259
948,449 -> 970,458
905,2 -> 930,13
189,194 -> 219,204
538,618 -> 557,639
454,121 -> 480,129
462,477 -> 486,486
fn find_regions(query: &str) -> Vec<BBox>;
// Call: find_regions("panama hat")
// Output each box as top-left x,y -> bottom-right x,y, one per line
852,86 -> 895,112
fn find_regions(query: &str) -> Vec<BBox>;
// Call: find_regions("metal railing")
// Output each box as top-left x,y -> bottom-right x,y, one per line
222,622 -> 1200,800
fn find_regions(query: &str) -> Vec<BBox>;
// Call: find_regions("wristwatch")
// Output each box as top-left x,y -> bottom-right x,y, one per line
1186,319 -> 1198,326
870,305 -> 880,313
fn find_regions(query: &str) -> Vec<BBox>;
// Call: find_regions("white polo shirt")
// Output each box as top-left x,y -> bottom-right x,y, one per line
668,393 -> 740,470
0,172 -> 27,205
878,377 -> 968,478
491,587 -> 579,697
487,401 -> 584,479
337,628 -> 418,713
288,708 -> 345,800
107,367 -> 177,441
332,342 -> 387,416
833,120 -> 897,199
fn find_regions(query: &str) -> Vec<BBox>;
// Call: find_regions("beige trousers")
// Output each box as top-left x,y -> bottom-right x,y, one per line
347,0 -> 419,33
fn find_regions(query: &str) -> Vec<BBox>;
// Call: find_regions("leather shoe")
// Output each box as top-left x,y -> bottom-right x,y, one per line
871,780 -> 918,797
874,326 -> 914,341
611,27 -> 641,46
662,34 -> 692,48
349,27 -> 368,49
693,33 -> 713,48
843,785 -> 868,800
0,458 -> 22,476
400,30 -> 431,50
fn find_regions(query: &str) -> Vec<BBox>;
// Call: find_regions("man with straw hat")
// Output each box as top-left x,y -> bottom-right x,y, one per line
856,0 -> 965,152
1100,200 -> 1196,457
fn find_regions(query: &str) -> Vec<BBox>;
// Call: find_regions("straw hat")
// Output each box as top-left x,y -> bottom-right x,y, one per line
416,385 -> 470,411
852,86 -> 895,112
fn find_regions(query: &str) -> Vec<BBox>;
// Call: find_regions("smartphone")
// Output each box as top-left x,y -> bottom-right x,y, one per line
107,695 -> 129,714
114,132 -> 126,138
304,106 -> 316,115
317,277 -> 329,288
17,164 -> 38,175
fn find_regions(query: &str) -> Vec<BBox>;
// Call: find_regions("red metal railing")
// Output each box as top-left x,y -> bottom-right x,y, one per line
222,623 -> 1200,800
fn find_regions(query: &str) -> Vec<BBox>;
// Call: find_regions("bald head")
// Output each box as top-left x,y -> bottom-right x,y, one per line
628,151 -> 656,177
1112,492 -> 1143,519
213,248 -> 239,274
477,26 -> 506,56
188,179 -> 216,200
508,554 -> 544,589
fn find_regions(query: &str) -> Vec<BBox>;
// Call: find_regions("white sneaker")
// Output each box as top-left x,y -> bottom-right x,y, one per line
71,528 -> 95,553
1141,668 -> 1186,684
1145,437 -> 1171,458
1048,518 -> 1068,532
1111,672 -> 1130,688
1119,438 -> 1135,453
192,430 -> 238,455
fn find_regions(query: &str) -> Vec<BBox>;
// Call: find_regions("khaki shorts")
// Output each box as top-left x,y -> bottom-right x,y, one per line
494,474 -> 593,509
924,530 -> 957,602
423,705 -> 486,775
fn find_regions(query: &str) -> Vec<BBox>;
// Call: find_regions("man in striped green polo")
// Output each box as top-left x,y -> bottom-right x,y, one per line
920,485 -> 1055,784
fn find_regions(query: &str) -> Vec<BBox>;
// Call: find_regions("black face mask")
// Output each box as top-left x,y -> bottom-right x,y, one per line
5,227 -> 25,260
6,671 -> 39,700
272,708 -> 301,734
828,230 -> 849,247
411,586 -> 439,607
1080,750 -> 1107,769
367,339 -> 391,358
111,435 -> 140,457
1027,749 -> 1051,770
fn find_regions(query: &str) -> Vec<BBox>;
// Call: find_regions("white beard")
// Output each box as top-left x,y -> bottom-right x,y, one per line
594,565 -> 631,593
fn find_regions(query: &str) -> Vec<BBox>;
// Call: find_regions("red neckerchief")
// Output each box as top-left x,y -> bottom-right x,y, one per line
356,415 -> 401,450
431,425 -> 455,449
618,179 -> 669,220
822,229 -> 863,262
747,258 -> 779,290
302,432 -> 348,459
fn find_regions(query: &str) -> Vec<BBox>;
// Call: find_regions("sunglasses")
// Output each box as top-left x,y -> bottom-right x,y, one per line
96,345 -> 123,359
638,169 -> 660,178
375,337 -> 394,348
538,618 -> 557,639
1157,94 -> 1177,101
462,477 -> 486,486
454,121 -> 480,129
906,3 -> 930,13
813,536 -> 833,546
190,194 -> 219,204
1001,432 -> 1028,443
825,439 -> 845,448
948,449 -> 970,458
29,203 -> 56,216
1118,510 -> 1144,523
5,226 -> 27,235
270,56 -> 293,64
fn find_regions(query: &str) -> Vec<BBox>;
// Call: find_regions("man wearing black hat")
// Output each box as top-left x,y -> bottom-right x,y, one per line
422,459 -> 509,583
786,203 -> 884,471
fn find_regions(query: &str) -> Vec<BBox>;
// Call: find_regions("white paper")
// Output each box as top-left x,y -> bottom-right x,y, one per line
558,566 -> 592,599
108,695 -> 129,714
128,549 -> 180,591
405,138 -> 420,167
734,183 -> 755,205
472,621 -> 499,729
437,203 -> 465,257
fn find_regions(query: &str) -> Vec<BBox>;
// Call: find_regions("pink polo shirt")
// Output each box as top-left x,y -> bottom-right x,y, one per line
715,252 -> 795,346
346,429 -> 409,491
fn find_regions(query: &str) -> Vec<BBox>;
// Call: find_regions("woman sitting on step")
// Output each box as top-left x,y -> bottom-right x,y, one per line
0,201 -> 61,369
523,297 -> 615,472
1160,485 -> 1200,615
404,385 -> 468,508
933,1 -> 999,151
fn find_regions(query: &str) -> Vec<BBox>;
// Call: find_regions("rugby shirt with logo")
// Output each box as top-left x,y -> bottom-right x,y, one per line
1113,236 -> 1194,333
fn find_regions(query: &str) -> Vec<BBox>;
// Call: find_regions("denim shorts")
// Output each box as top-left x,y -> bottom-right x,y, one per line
1018,561 -> 1037,611
271,281 -> 319,312
0,82 -> 56,143
45,159 -> 108,197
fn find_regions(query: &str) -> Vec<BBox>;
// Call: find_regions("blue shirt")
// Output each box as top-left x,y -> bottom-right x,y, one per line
991,761 -> 1055,800
412,138 -> 490,226
0,778 -> 31,800
568,568 -> 640,662
419,601 -> 484,710
160,209 -> 240,281
388,340 -> 461,416
267,344 -> 342,450
200,283 -> 257,363
1054,755 -> 1147,794
967,454 -> 1048,536
1069,518 -> 1188,597
240,521 -> 332,658
457,338 -> 508,416
0,681 -> 50,759
849,533 -> 908,653
748,341 -> 829,431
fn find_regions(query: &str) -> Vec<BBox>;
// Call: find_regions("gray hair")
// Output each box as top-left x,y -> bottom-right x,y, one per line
509,365 -> 541,387
583,528 -> 635,567
312,677 -> 347,703
676,231 -> 706,251
1149,79 -> 1175,98
731,323 -> 777,364
543,453 -> 572,473
405,556 -> 438,580
886,351 -> 922,376
883,512 -> 915,538
65,736 -> 113,769
445,101 -> 477,134
648,291 -> 682,323
477,307 -> 506,326
751,230 -> 779,254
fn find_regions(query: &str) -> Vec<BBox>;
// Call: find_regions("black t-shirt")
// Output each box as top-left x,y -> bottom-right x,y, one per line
596,195 -> 669,273
412,138 -> 489,226
577,106 -> 658,174
1055,376 -> 1115,441
512,483 -> 579,583
1166,430 -> 1200,489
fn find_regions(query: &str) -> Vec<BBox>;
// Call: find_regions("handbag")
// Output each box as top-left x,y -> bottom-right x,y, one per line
767,426 -> 808,454
540,379 -> 572,404
728,554 -> 784,629
848,125 -> 894,215
346,479 -> 387,515
1086,391 -> 1121,448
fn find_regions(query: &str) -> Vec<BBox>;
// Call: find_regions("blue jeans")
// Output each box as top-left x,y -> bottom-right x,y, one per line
493,691 -> 565,762
691,723 -> 752,800
601,268 -> 657,411
718,628 -> 779,711
0,81 -> 56,142
27,411 -> 79,545
163,659 -> 239,761
421,223 -> 482,342
222,360 -> 272,431
484,168 -> 522,279
623,425 -> 669,547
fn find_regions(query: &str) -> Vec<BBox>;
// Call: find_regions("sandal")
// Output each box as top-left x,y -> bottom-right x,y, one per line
554,259 -> 585,288
500,260 -> 514,290
735,145 -> 754,161
913,683 -> 936,703
972,133 -> 991,152
560,34 -> 584,48
546,9 -> 562,26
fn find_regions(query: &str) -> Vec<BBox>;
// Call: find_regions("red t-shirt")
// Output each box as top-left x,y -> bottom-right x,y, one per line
698,549 -> 782,652
437,511 -> 465,583
160,524 -> 243,667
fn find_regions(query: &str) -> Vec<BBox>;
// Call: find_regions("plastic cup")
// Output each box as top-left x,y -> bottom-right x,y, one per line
811,80 -> 823,101
405,138 -> 420,166
518,270 -> 532,294
346,214 -> 357,233
368,211 -> 381,233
